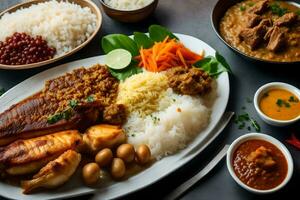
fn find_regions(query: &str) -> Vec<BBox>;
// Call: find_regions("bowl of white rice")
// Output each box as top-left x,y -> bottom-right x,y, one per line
99,0 -> 158,23
0,0 -> 102,70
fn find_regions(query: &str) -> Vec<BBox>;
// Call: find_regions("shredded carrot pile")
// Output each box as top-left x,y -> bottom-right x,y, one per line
135,37 -> 203,72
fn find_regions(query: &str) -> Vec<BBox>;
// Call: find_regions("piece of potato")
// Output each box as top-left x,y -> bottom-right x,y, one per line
83,124 -> 126,153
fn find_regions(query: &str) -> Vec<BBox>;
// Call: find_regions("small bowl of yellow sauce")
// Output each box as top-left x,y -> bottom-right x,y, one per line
254,82 -> 300,126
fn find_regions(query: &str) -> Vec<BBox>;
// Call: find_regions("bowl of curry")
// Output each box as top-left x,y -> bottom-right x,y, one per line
254,82 -> 300,126
227,133 -> 293,194
212,0 -> 300,64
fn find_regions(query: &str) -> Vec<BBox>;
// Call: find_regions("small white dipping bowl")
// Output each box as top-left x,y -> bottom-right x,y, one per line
227,133 -> 293,194
254,82 -> 300,127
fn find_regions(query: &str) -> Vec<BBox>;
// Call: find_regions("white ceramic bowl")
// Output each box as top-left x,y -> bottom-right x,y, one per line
254,82 -> 300,126
227,133 -> 294,194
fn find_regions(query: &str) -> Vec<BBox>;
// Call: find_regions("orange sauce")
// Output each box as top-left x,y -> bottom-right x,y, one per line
259,89 -> 300,121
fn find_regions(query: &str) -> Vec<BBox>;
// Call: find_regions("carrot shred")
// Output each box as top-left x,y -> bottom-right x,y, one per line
135,37 -> 203,72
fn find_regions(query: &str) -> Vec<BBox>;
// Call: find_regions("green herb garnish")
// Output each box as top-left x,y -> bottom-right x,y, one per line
69,100 -> 78,108
62,108 -> 73,120
47,108 -> 74,124
296,10 -> 300,16
86,96 -> 94,102
270,3 -> 288,16
48,101 -> 77,124
276,99 -> 283,107
0,88 -> 5,96
289,96 -> 299,103
240,6 -> 246,11
47,113 -> 63,124
250,118 -> 261,132
235,112 -> 261,132
276,99 -> 291,108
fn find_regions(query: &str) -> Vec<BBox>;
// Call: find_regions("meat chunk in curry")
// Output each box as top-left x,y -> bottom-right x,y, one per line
246,146 -> 276,170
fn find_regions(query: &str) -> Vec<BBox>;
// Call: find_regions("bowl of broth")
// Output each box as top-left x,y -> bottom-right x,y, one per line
254,82 -> 300,126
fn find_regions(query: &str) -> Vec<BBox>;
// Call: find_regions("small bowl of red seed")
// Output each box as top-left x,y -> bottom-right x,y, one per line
0,33 -> 56,66
0,0 -> 102,69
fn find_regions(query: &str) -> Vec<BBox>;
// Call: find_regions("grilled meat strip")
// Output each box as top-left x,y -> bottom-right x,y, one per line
21,150 -> 81,194
0,64 -> 119,146
0,130 -> 82,175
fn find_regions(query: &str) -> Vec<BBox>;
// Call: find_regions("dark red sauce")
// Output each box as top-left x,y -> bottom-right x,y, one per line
232,139 -> 288,190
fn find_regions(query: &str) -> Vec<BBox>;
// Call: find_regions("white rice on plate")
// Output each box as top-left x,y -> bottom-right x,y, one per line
125,89 -> 213,159
118,71 -> 217,159
0,0 -> 97,56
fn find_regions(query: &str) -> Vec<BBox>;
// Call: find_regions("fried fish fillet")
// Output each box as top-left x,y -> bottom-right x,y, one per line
0,93 -> 101,146
0,65 -> 119,146
21,150 -> 81,194
0,130 -> 83,175
83,124 -> 126,153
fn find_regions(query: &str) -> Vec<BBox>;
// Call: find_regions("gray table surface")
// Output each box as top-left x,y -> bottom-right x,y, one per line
0,0 -> 299,200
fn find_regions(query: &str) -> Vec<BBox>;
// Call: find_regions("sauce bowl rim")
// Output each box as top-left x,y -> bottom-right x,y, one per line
227,133 -> 294,194
254,82 -> 300,125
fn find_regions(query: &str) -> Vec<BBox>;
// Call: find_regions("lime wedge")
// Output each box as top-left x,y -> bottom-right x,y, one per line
105,49 -> 132,70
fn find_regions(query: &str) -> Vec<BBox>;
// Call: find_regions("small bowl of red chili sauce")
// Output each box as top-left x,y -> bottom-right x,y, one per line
227,133 -> 293,194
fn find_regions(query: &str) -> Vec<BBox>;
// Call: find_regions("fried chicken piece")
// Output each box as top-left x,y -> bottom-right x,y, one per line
83,124 -> 126,153
21,150 -> 81,194
0,130 -> 83,175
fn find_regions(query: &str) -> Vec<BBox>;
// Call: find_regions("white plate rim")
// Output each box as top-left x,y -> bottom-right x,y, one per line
0,33 -> 230,200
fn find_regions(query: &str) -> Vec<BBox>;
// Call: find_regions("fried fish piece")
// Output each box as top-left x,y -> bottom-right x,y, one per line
0,130 -> 83,175
0,64 -> 119,146
83,124 -> 126,153
21,150 -> 81,194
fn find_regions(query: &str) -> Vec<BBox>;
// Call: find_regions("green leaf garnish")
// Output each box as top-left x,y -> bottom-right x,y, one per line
134,32 -> 154,49
250,118 -> 261,132
276,99 -> 283,107
47,113 -> 63,124
276,98 -> 291,108
270,3 -> 288,16
86,96 -> 94,102
240,6 -> 246,11
296,10 -> 300,16
148,25 -> 178,42
69,100 -> 78,108
109,61 -> 143,81
101,34 -> 139,56
194,52 -> 232,78
288,96 -> 299,103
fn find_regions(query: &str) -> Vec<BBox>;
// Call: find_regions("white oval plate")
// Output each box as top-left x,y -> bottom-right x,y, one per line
0,34 -> 230,200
